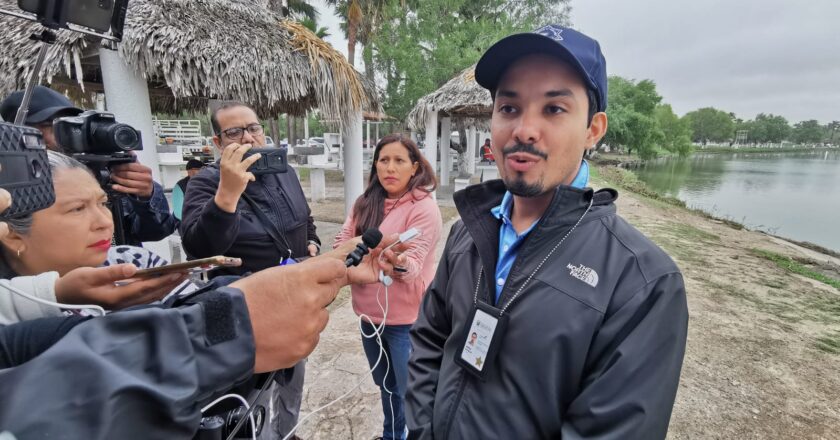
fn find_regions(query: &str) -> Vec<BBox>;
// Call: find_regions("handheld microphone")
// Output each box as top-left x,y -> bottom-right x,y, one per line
345,228 -> 383,267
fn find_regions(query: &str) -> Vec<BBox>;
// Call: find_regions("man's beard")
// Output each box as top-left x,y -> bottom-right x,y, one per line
502,142 -> 549,198
505,175 -> 546,197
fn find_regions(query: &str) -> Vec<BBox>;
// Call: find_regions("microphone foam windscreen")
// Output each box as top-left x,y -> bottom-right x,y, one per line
362,228 -> 383,248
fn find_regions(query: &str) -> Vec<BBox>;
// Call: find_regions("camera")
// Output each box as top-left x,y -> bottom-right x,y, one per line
197,405 -> 265,440
54,110 -> 142,155
0,121 -> 55,217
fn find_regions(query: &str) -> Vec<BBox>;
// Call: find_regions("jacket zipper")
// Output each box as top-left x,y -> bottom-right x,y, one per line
443,369 -> 470,439
259,180 -> 287,231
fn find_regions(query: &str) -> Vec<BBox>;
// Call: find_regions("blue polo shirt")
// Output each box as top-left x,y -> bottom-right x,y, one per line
489,160 -> 589,304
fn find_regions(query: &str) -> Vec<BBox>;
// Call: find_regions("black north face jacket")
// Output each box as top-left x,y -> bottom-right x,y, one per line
406,180 -> 688,439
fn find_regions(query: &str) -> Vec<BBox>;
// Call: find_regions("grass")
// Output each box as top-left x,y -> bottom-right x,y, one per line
815,331 -> 840,354
670,223 -> 721,242
593,165 -> 685,207
645,223 -> 720,266
753,249 -> 840,290
294,166 -> 347,183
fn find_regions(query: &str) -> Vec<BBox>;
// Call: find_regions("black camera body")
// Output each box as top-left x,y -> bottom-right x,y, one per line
54,110 -> 142,156
244,147 -> 288,175
0,122 -> 55,217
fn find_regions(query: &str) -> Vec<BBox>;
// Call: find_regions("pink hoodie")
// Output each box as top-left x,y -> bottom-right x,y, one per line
334,189 -> 442,325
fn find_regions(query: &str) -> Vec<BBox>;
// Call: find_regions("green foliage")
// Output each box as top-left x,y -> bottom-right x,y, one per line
602,76 -> 663,159
752,249 -> 840,290
300,17 -> 330,38
791,119 -> 825,145
683,107 -> 735,143
286,0 -> 319,20
655,104 -> 693,157
370,0 -> 570,120
742,113 -> 791,144
826,121 -> 840,144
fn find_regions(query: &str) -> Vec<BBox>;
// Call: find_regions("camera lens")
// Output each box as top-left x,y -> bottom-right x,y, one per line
224,405 -> 265,439
110,124 -> 141,151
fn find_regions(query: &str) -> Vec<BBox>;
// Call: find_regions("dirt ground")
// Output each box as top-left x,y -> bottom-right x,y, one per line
294,175 -> 840,439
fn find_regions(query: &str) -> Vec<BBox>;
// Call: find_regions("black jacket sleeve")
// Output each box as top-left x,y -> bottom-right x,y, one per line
561,272 -> 689,439
179,168 -> 240,258
121,181 -> 178,243
307,214 -> 320,245
0,287 -> 256,440
0,315 -> 91,368
405,225 -> 457,439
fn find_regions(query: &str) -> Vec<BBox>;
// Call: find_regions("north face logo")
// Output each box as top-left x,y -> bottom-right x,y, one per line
567,263 -> 599,287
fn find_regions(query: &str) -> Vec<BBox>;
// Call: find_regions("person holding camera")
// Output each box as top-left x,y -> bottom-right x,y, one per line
0,86 -> 178,246
179,102 -> 320,439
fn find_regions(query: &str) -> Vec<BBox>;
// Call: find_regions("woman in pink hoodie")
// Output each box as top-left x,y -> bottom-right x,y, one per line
334,134 -> 442,440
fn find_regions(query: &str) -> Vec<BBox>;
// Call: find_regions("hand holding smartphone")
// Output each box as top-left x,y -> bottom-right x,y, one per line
133,256 -> 242,278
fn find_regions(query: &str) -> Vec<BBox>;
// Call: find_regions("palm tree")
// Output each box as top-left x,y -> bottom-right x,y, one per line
267,0 -> 318,20
327,0 -> 391,76
300,17 -> 330,39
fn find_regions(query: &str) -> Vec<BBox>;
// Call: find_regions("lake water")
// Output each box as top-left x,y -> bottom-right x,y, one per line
630,150 -> 840,252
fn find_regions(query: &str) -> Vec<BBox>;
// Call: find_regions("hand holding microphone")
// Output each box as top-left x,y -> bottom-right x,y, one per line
345,228 -> 383,267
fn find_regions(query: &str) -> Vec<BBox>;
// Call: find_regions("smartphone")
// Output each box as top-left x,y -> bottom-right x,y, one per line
18,0 -> 117,33
244,147 -> 288,175
0,122 -> 56,217
388,228 -> 422,272
133,256 -> 243,278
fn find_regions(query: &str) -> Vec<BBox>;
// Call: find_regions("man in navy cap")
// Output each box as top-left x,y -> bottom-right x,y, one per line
406,25 -> 688,439
1,86 -> 177,246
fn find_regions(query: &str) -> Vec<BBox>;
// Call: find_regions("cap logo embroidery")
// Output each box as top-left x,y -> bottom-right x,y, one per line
567,263 -> 599,288
536,25 -> 564,41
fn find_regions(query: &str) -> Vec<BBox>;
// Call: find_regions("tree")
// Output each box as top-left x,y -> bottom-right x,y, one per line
825,121 -> 840,144
655,104 -> 693,157
300,17 -> 330,38
269,0 -> 319,20
683,107 -> 735,144
369,0 -> 571,120
601,76 -> 663,159
750,113 -> 790,144
791,119 -> 824,145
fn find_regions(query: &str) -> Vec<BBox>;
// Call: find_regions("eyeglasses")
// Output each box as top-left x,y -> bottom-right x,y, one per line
219,123 -> 264,140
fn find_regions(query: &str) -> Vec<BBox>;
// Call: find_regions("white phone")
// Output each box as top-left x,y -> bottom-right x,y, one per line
388,228 -> 422,272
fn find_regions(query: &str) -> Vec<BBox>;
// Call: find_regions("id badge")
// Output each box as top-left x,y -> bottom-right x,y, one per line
455,301 -> 508,380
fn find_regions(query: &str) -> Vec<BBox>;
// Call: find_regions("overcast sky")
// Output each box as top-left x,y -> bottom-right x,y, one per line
314,0 -> 840,123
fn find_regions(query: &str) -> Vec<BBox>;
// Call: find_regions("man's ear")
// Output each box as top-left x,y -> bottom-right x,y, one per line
212,135 -> 223,150
585,112 -> 608,150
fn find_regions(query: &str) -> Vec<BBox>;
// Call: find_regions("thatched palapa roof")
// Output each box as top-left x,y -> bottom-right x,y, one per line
0,0 -> 379,123
407,65 -> 491,130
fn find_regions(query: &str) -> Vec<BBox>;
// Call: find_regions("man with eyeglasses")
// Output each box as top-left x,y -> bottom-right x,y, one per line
179,102 -> 320,440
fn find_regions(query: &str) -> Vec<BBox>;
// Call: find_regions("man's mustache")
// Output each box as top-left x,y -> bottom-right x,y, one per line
502,143 -> 548,160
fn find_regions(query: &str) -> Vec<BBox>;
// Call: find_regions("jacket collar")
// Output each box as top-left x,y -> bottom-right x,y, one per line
454,179 -> 618,299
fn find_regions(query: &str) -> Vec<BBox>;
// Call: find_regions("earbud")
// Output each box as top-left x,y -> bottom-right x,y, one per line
379,270 -> 393,286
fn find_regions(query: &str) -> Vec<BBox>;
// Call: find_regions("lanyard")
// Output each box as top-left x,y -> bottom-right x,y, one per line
472,197 -> 594,315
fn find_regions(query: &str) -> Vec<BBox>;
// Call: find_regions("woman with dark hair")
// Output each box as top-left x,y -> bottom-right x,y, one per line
334,133 -> 442,440
0,151 -> 186,324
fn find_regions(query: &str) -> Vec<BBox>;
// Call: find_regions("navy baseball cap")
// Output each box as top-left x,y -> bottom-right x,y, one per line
0,86 -> 81,124
475,24 -> 608,112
